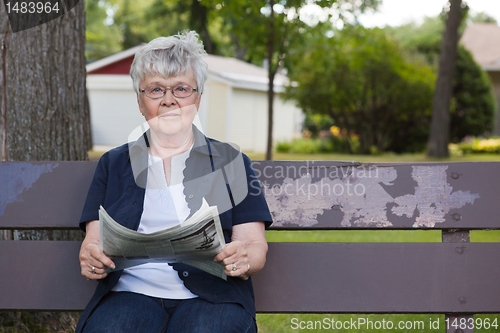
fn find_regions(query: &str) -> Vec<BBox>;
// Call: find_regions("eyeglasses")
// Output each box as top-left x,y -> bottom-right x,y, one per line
140,85 -> 198,99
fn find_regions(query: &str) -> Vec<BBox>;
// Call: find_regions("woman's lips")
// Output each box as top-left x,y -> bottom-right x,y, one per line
159,112 -> 180,118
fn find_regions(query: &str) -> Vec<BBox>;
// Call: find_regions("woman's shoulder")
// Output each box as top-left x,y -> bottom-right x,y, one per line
96,143 -> 131,167
206,137 -> 251,163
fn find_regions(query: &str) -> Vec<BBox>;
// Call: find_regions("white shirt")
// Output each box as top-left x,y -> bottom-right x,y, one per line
112,149 -> 197,299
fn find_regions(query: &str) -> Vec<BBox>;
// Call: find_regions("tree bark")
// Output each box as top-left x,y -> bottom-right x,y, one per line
265,0 -> 275,161
427,0 -> 463,157
190,0 -> 215,54
0,1 -> 90,162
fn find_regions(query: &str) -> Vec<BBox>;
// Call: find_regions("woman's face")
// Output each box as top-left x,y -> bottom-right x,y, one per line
137,71 -> 201,140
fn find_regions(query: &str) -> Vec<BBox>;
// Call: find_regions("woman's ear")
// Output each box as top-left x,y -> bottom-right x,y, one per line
137,94 -> 144,116
196,92 -> 203,111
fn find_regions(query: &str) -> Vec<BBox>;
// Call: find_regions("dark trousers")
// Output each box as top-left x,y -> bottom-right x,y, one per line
81,291 -> 256,333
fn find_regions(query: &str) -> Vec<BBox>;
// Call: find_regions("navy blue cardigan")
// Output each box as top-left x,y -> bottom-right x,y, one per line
76,130 -> 272,333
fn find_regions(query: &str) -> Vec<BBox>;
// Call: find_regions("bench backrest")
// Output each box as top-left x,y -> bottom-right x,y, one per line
0,161 -> 499,313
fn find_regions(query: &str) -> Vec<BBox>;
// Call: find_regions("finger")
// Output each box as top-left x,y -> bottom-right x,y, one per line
224,260 -> 250,275
216,240 -> 246,261
214,245 -> 238,262
79,254 -> 114,280
221,253 -> 239,266
81,266 -> 108,280
87,271 -> 107,280
82,256 -> 110,273
89,264 -> 107,275
80,244 -> 110,268
221,249 -> 247,266
224,262 -> 239,273
89,249 -> 115,269
237,264 -> 250,281
224,264 -> 249,280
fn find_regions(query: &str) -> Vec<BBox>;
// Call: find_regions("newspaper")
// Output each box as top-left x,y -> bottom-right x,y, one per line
99,200 -> 227,280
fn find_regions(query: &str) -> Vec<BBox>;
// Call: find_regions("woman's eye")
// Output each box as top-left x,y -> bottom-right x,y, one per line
175,86 -> 186,92
151,87 -> 163,93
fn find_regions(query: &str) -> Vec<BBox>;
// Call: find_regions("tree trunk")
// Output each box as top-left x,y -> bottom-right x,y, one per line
427,0 -> 463,157
190,0 -> 215,54
265,0 -> 275,161
1,1 -> 90,161
231,33 -> 248,61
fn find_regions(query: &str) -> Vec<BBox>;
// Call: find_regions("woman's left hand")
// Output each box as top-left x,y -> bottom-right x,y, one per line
215,240 -> 252,280
214,222 -> 268,280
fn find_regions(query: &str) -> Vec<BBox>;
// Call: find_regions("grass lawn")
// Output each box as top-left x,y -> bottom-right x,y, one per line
257,314 -> 500,332
88,148 -> 499,332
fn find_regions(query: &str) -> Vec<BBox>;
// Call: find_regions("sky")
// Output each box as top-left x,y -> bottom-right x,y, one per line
357,0 -> 500,28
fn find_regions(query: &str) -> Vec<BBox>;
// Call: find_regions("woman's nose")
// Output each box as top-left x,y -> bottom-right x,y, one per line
161,89 -> 176,105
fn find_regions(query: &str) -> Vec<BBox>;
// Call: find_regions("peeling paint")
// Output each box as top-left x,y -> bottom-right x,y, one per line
0,163 -> 58,215
392,166 -> 479,228
264,166 -> 397,227
264,165 -> 479,228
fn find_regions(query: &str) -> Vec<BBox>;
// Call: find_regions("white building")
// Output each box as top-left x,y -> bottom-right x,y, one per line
86,45 -> 303,152
461,23 -> 500,134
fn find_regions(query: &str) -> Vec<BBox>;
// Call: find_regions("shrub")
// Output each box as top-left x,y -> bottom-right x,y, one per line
276,137 -> 359,154
275,141 -> 293,153
450,136 -> 500,155
276,138 -> 323,154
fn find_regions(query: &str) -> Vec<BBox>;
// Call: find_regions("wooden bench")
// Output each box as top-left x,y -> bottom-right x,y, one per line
1,160 -> 499,332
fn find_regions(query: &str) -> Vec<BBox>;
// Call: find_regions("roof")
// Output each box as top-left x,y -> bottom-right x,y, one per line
86,45 -> 289,89
203,54 -> 288,87
460,23 -> 500,71
86,44 -> 145,73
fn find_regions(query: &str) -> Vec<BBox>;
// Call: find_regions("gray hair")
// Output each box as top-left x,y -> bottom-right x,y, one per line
130,30 -> 208,96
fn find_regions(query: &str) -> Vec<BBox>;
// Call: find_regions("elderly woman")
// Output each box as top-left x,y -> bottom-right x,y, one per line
76,31 -> 272,333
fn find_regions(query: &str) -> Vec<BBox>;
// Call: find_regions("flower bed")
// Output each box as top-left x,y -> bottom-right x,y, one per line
450,137 -> 500,155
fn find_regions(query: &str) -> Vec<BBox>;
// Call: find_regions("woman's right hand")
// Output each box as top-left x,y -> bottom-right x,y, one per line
79,220 -> 115,280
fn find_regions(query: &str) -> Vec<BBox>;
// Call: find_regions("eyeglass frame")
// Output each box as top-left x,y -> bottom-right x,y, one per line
139,85 -> 198,99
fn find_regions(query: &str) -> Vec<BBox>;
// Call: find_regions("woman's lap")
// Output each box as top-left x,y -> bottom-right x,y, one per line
165,297 -> 256,333
82,292 -> 169,333
82,292 -> 256,333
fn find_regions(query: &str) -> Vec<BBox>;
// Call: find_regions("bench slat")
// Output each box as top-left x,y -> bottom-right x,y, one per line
1,161 -> 499,230
253,242 -> 500,313
255,161 -> 500,230
0,241 -> 95,310
1,241 -> 499,313
0,162 -> 97,229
